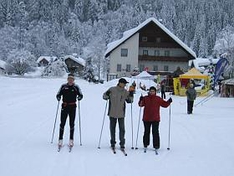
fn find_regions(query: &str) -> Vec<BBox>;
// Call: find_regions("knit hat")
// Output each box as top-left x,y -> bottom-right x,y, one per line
149,86 -> 157,92
67,73 -> 75,79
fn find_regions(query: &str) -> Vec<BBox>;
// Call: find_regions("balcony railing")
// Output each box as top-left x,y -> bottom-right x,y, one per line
138,55 -> 189,62
139,42 -> 180,48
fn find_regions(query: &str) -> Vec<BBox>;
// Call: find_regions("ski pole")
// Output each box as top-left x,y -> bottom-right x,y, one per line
135,107 -> 142,150
167,103 -> 172,150
194,90 -> 217,107
78,101 -> 82,146
130,102 -> 134,149
51,100 -> 60,144
98,101 -> 108,149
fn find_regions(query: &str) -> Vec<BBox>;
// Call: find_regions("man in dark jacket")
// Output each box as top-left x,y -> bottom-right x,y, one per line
186,83 -> 197,114
56,74 -> 83,147
138,86 -> 172,150
103,78 -> 134,150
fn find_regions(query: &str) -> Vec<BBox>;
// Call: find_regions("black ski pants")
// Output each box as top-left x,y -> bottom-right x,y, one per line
161,91 -> 166,99
59,105 -> 76,140
109,117 -> 125,148
187,100 -> 194,114
143,121 -> 160,149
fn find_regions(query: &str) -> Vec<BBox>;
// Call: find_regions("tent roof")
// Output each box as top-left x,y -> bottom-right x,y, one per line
179,68 -> 208,79
133,71 -> 154,79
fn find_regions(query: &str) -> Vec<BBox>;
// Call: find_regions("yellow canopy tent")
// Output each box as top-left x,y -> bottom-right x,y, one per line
173,68 -> 210,96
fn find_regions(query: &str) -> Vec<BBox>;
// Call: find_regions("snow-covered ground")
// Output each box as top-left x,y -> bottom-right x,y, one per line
0,76 -> 234,176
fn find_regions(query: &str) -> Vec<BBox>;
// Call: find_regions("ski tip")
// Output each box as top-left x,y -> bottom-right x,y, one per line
135,147 -> 138,150
131,147 -> 134,150
167,148 -> 170,150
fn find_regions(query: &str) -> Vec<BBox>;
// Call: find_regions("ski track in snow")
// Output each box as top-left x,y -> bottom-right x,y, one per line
0,77 -> 234,176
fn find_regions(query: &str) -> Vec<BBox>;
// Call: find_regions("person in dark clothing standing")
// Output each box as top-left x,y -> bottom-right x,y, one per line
103,78 -> 134,150
138,86 -> 172,150
160,82 -> 166,99
56,74 -> 83,147
186,83 -> 197,114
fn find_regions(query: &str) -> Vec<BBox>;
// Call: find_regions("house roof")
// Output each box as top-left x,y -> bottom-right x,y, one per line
189,58 -> 220,71
222,78 -> 234,85
37,56 -> 56,63
0,60 -> 6,69
64,55 -> 86,67
105,17 -> 196,58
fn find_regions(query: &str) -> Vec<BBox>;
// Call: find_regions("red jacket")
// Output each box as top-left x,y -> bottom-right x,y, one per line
138,94 -> 170,122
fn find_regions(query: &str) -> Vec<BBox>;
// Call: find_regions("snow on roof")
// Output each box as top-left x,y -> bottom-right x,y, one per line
64,55 -> 86,67
222,78 -> 234,85
189,58 -> 220,71
105,17 -> 196,58
0,60 -> 6,69
37,56 -> 56,63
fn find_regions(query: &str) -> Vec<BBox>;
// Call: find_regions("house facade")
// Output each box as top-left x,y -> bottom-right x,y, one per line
105,18 -> 196,79
64,55 -> 85,75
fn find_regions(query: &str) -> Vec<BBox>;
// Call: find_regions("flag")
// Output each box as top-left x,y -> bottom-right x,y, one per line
214,57 -> 229,86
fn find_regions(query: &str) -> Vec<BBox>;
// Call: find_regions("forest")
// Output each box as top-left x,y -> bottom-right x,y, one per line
0,0 -> 233,76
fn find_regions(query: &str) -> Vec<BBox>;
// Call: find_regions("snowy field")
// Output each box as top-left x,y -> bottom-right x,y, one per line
0,76 -> 234,176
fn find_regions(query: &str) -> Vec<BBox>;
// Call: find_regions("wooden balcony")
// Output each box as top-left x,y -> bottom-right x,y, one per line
138,55 -> 189,62
139,42 -> 180,48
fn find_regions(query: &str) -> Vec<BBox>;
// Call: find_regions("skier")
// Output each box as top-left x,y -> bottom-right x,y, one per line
103,78 -> 134,151
138,86 -> 172,150
56,73 -> 83,148
160,82 -> 166,99
186,83 -> 197,114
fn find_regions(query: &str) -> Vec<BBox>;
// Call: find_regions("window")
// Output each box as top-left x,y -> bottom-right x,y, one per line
117,64 -> 122,72
143,50 -> 148,55
164,65 -> 169,71
121,48 -> 128,57
153,65 -> 158,71
154,50 -> 160,56
126,64 -> 131,72
142,36 -> 147,42
139,65 -> 145,72
156,37 -> 161,43
164,50 -> 170,57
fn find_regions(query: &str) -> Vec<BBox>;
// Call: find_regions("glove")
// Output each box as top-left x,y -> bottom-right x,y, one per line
167,97 -> 172,103
106,90 -> 111,96
77,94 -> 83,101
139,96 -> 143,101
129,90 -> 134,97
56,95 -> 61,101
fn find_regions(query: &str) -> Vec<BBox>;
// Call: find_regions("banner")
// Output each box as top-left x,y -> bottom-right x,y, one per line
214,57 -> 229,86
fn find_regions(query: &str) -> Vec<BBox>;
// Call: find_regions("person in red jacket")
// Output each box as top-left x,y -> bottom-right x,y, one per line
138,86 -> 172,150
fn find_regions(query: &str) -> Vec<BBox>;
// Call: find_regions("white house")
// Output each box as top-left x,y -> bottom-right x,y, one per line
105,17 -> 196,79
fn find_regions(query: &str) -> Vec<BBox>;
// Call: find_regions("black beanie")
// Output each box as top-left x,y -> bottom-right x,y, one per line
149,86 -> 156,92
